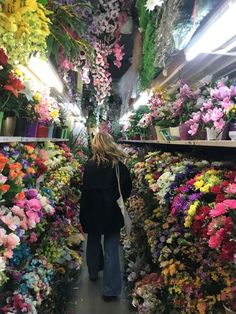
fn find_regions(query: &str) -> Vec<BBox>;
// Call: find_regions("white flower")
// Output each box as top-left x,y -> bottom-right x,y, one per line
145,0 -> 164,11
0,257 -> 6,271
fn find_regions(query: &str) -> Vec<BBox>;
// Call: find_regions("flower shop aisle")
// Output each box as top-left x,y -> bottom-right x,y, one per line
65,246 -> 133,314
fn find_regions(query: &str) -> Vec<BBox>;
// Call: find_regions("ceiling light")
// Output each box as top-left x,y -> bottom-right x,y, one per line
185,0 -> 236,61
27,57 -> 64,93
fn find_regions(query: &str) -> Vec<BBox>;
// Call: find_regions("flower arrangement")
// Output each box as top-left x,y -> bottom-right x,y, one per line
0,0 -> 51,64
0,49 -> 25,113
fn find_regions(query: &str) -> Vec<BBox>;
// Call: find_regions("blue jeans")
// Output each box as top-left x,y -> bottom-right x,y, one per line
86,232 -> 122,296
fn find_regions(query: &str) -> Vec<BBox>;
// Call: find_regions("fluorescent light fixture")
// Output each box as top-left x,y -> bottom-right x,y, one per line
28,57 -> 64,93
133,91 -> 150,110
185,0 -> 236,61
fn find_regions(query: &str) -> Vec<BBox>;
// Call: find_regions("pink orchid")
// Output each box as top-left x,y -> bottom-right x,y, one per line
202,111 -> 212,123
213,118 -> 225,130
4,233 -> 20,250
221,97 -> 232,110
211,86 -> 231,100
230,85 -> 236,97
188,122 -> 199,136
211,107 -> 224,121
203,101 -> 213,109
192,111 -> 201,122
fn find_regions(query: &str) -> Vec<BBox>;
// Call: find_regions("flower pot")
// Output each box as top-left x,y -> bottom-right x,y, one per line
180,123 -> 191,140
206,127 -> 223,140
0,112 -> 4,134
150,125 -> 157,140
26,122 -> 38,137
169,126 -> 180,140
155,126 -> 165,141
14,117 -> 27,136
159,128 -> 172,141
36,124 -> 49,138
48,124 -> 55,138
2,115 -> 16,136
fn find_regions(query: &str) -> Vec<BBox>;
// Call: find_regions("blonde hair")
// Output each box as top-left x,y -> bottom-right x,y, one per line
91,132 -> 128,166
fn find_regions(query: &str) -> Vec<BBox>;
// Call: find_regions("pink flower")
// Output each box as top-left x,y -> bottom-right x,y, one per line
11,206 -> 25,218
16,200 -> 26,208
223,199 -> 236,209
26,199 -> 42,212
4,233 -> 20,250
29,232 -> 37,243
0,228 -> 6,245
188,122 -> 199,135
4,249 -> 13,259
20,218 -> 28,231
230,85 -> 236,97
221,97 -> 232,110
192,111 -> 201,122
1,212 -> 20,231
203,101 -> 213,109
210,203 -> 227,217
214,118 -> 225,130
209,234 -> 221,248
211,86 -> 231,100
225,183 -> 236,194
211,107 -> 224,121
202,111 -> 212,123
0,175 -> 7,184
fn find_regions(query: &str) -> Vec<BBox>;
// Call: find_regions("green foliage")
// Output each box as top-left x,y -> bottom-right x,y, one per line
125,105 -> 150,138
47,3 -> 93,65
136,2 -> 161,90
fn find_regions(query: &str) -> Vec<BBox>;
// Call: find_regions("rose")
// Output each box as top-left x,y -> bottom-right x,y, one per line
4,233 -> 20,250
25,199 -> 42,212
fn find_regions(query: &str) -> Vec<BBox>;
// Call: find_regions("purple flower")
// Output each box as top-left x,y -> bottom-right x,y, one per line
188,193 -> 202,202
25,189 -> 38,199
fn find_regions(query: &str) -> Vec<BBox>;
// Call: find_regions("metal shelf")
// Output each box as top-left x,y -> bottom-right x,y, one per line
119,139 -> 236,148
0,137 -> 69,143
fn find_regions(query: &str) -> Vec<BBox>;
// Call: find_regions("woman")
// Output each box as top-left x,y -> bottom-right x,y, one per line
80,132 -> 132,301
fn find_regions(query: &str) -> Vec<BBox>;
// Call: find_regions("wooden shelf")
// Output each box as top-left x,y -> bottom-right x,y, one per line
0,137 -> 69,143
119,139 -> 236,148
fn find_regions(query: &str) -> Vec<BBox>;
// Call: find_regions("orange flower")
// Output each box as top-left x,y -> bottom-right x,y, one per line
15,191 -> 25,200
0,184 -> 10,193
24,145 -> 34,154
0,154 -> 8,171
31,154 -> 37,160
26,167 -> 35,174
9,163 -> 22,171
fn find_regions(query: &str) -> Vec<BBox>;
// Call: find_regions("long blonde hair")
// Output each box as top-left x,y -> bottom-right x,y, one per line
91,132 -> 128,166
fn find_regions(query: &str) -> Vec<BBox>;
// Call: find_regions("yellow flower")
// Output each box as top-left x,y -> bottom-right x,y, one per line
34,93 -> 42,101
184,216 -> 192,228
194,180 -> 204,189
200,184 -> 210,193
145,174 -> 152,181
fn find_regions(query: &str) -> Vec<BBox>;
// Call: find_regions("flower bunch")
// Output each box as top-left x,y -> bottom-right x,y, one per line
0,0 -> 51,64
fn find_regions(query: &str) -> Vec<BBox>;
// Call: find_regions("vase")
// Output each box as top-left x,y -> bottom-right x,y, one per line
2,114 -> 16,136
48,124 -> 55,138
169,126 -> 180,140
180,122 -> 191,140
36,124 -> 49,138
206,127 -> 223,140
14,117 -> 27,136
26,122 -> 38,137
0,112 -> 4,135
155,126 -> 165,141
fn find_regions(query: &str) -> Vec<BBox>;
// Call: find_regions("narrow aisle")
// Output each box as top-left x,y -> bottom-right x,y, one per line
66,246 -> 134,314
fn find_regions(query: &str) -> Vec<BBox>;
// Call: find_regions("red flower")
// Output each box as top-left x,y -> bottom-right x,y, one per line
3,73 -> 24,97
216,194 -> 225,202
210,185 -> 222,194
220,242 -> 236,261
195,205 -> 210,221
0,48 -> 8,66
192,221 -> 202,236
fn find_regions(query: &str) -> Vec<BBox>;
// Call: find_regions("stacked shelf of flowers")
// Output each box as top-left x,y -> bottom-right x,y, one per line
122,145 -> 235,314
0,141 -> 86,312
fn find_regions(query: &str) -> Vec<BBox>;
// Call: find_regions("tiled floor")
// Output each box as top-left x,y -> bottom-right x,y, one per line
65,246 -> 135,314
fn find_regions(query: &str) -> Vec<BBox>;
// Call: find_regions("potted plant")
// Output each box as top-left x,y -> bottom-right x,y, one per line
0,49 -> 24,136
124,106 -> 150,140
